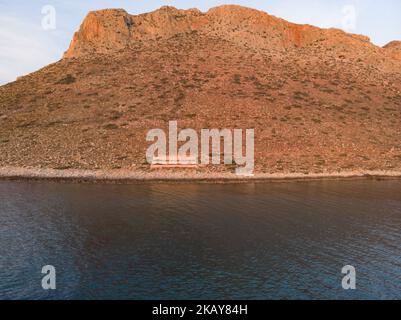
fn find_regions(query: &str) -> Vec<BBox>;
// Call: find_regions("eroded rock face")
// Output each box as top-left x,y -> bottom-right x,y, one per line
63,7 -> 204,58
63,5 -> 382,59
63,9 -> 132,58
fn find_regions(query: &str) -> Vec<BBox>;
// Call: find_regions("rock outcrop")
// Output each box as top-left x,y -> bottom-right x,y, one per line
64,5 -> 381,60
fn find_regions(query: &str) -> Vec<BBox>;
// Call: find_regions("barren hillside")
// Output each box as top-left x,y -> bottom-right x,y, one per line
1,5 -> 401,176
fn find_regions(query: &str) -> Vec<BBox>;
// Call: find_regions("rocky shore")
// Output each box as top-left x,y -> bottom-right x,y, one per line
1,167 -> 401,184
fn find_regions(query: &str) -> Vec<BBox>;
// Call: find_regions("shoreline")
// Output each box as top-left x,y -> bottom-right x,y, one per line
1,167 -> 401,184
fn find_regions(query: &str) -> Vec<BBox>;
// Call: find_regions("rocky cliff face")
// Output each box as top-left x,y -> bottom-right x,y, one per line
64,5 -> 388,60
63,7 -> 203,58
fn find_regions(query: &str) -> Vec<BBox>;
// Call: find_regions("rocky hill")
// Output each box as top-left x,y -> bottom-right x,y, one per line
0,5 -> 400,177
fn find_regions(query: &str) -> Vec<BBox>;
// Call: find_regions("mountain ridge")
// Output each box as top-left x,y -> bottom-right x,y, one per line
64,5 -> 397,60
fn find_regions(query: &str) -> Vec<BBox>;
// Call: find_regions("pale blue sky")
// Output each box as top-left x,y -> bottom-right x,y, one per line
1,0 -> 400,84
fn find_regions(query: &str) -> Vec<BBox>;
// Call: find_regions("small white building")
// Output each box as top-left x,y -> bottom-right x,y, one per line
150,155 -> 198,168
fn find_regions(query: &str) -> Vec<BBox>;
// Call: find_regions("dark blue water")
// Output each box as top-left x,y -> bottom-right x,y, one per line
0,180 -> 401,300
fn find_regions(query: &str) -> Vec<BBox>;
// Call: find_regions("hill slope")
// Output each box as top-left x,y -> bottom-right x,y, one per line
1,5 -> 401,177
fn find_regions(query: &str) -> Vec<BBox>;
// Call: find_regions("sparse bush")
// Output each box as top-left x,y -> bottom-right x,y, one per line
233,74 -> 241,84
104,123 -> 119,130
56,74 -> 76,85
